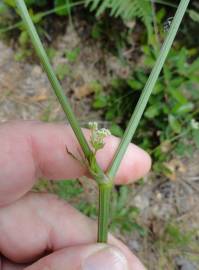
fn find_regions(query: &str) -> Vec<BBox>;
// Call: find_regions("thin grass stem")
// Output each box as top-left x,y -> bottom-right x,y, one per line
15,0 -> 190,246
107,0 -> 190,180
15,0 -> 92,159
0,1 -> 84,33
15,0 -> 112,244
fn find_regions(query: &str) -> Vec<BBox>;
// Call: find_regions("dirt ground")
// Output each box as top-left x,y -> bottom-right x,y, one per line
0,25 -> 199,270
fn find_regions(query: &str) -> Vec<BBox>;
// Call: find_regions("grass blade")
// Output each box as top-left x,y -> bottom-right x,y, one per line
15,0 -> 91,159
15,0 -> 111,244
107,0 -> 190,179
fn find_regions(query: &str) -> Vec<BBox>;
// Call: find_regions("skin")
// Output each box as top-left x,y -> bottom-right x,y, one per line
0,121 -> 151,270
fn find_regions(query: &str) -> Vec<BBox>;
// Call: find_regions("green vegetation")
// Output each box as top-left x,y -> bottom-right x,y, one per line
93,44 -> 199,173
153,223 -> 199,269
1,0 -> 199,268
16,0 -> 190,244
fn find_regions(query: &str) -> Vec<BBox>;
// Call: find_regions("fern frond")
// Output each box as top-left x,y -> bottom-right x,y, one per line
85,0 -> 153,36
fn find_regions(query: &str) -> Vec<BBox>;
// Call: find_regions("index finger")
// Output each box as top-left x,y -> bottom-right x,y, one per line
0,121 -> 151,206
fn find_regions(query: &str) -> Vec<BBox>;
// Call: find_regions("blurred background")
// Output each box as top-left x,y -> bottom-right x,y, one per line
0,0 -> 199,269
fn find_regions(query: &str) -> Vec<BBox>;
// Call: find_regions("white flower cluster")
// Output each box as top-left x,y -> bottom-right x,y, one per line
191,119 -> 199,130
97,128 -> 111,137
88,121 -> 98,131
88,122 -> 111,152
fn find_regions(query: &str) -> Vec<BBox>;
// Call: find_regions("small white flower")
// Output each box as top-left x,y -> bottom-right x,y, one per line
88,121 -> 98,130
191,119 -> 199,130
99,128 -> 111,136
96,129 -> 111,139
88,122 -> 111,152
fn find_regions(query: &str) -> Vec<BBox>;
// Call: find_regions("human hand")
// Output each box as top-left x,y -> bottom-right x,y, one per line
0,121 -> 151,270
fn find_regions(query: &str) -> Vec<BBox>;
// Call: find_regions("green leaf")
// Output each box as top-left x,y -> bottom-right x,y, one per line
46,47 -> 56,61
175,142 -> 186,156
6,0 -> 45,7
0,2 -> 9,14
175,102 -> 194,114
127,79 -> 142,90
176,47 -> 187,73
170,78 -> 184,87
65,48 -> 80,62
189,10 -> 199,22
89,81 -> 103,93
193,130 -> 199,148
105,110 -> 116,121
156,8 -> 166,24
187,58 -> 199,74
168,115 -> 181,134
169,88 -> 187,104
54,0 -> 69,16
4,0 -> 16,7
131,223 -> 146,237
163,66 -> 172,81
19,30 -> 29,46
91,23 -> 102,39
110,124 -> 124,137
117,186 -> 129,209
55,63 -> 71,80
153,82 -> 163,95
56,180 -> 83,200
145,105 -> 160,118
32,12 -> 43,24
92,93 -> 108,109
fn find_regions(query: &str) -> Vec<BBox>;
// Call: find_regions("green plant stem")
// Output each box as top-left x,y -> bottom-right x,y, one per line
107,0 -> 190,180
98,183 -> 113,243
0,1 -> 84,34
16,0 -> 91,158
151,0 -> 177,8
16,0 -> 112,244
14,0 -> 190,246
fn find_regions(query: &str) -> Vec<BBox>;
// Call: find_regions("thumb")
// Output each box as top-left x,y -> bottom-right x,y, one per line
24,244 -> 146,270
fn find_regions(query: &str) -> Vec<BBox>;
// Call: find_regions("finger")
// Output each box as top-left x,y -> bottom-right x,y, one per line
1,257 -> 26,270
0,121 -> 151,205
24,244 -> 146,270
0,193 -> 142,265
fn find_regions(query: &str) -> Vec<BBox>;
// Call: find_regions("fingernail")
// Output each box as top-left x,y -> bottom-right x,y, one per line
82,247 -> 128,270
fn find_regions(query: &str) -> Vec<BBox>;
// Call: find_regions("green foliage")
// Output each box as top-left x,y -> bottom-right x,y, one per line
163,224 -> 193,247
56,179 -> 83,199
111,186 -> 146,236
4,0 -> 199,247
192,129 -> 199,148
55,180 -> 145,235
55,63 -> 71,80
65,47 -> 80,62
109,123 -> 124,137
3,0 -> 48,8
85,0 -> 153,38
54,0 -> 73,16
188,9 -> 199,22
77,201 -> 97,218
153,222 -> 198,269
93,45 -> 199,171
